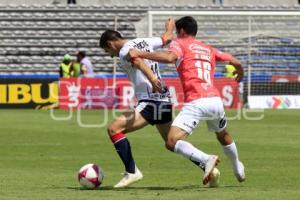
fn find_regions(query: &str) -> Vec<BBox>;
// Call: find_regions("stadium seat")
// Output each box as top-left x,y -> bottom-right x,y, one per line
0,4 -> 298,76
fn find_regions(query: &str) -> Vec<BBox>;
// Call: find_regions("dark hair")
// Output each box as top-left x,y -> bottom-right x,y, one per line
99,30 -> 123,48
77,51 -> 86,58
175,16 -> 198,36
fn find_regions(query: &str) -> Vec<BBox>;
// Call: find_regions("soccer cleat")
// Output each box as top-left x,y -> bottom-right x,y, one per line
203,155 -> 220,185
234,161 -> 245,182
114,166 -> 143,188
208,168 -> 220,188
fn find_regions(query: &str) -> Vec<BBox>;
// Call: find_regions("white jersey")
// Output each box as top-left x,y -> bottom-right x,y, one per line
80,57 -> 94,77
119,37 -> 170,102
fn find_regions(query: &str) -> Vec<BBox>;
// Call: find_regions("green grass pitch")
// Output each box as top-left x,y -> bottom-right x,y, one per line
0,109 -> 299,200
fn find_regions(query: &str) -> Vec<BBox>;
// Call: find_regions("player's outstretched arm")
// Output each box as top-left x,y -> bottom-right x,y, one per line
130,56 -> 163,93
129,49 -> 177,64
229,57 -> 244,82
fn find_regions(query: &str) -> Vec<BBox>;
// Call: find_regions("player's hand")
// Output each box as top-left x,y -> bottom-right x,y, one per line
151,78 -> 163,93
128,49 -> 141,60
233,69 -> 244,82
161,18 -> 175,45
165,18 -> 175,32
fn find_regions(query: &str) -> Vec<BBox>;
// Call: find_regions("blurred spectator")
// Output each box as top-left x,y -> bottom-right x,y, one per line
59,54 -> 72,78
225,64 -> 237,78
213,0 -> 223,5
67,0 -> 76,4
224,64 -> 244,105
70,60 -> 81,77
77,51 -> 94,77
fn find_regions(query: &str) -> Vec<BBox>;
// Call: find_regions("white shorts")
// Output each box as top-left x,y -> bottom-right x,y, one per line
172,97 -> 227,134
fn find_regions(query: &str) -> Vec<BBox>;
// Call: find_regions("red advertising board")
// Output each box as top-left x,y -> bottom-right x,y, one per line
59,77 -> 239,109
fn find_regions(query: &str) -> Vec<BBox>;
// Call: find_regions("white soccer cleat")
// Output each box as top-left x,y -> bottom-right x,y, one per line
203,155 -> 220,185
234,161 -> 245,182
208,168 -> 220,188
114,167 -> 143,188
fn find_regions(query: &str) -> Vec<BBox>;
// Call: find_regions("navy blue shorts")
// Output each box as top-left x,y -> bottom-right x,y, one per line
135,100 -> 173,125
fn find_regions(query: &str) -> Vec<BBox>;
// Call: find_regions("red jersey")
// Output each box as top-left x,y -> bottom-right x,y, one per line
169,37 -> 233,103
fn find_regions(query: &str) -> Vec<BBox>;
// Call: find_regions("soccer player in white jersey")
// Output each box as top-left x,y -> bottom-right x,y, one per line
99,19 -> 220,188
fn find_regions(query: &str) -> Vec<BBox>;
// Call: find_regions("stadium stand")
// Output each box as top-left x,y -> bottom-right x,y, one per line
0,4 -> 147,74
0,3 -> 299,79
0,0 -> 298,6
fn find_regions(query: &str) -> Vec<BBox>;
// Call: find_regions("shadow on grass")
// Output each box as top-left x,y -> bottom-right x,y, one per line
66,184 -> 244,191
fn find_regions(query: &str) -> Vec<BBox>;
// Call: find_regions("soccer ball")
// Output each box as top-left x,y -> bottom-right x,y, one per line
208,168 -> 220,188
78,163 -> 104,189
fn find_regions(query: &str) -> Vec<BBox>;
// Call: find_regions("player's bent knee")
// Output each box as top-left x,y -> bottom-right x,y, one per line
165,142 -> 174,152
106,123 -> 119,137
165,138 -> 177,151
107,117 -> 127,137
106,124 -> 114,137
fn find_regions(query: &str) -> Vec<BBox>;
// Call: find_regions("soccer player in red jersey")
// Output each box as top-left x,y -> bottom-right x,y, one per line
129,16 -> 245,184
